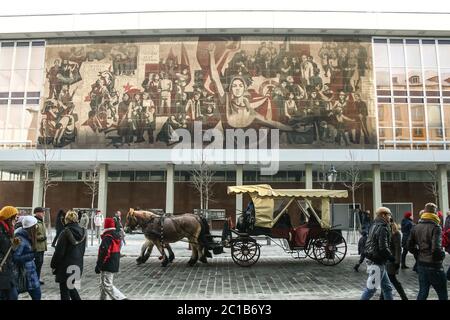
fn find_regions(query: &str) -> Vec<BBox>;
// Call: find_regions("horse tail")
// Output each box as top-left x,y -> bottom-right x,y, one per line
198,216 -> 212,258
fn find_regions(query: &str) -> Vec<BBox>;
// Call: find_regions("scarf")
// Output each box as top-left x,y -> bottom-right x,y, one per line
0,220 -> 13,237
420,212 -> 441,225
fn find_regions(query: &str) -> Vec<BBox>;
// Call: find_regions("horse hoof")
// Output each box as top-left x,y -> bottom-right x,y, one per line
136,258 -> 144,265
187,260 -> 195,267
161,262 -> 169,267
199,256 -> 208,264
169,256 -> 175,263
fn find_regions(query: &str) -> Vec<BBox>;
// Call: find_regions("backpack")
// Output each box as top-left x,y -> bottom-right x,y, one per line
443,228 -> 450,254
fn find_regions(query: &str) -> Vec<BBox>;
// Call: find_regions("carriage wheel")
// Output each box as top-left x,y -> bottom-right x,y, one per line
304,239 -> 316,260
231,238 -> 260,267
312,231 -> 347,266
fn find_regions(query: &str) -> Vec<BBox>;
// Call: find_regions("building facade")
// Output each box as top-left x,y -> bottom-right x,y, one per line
0,7 -> 449,227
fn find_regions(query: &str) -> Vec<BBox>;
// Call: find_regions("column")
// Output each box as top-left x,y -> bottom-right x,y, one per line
97,164 -> 108,215
32,164 -> 44,208
372,164 -> 382,214
437,164 -> 449,219
305,163 -> 313,189
166,164 -> 174,214
235,165 -> 243,220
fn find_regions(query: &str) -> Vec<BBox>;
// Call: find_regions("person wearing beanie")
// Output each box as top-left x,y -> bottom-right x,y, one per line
33,207 -> 47,285
50,210 -> 86,300
407,203 -> 447,300
13,215 -> 41,300
400,211 -> 414,269
95,217 -> 127,300
0,205 -> 19,300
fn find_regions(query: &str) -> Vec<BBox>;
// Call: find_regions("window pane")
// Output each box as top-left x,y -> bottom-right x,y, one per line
379,128 -> 393,140
438,42 -> 450,68
391,67 -> 407,94
422,43 -> 437,67
389,42 -> 405,67
0,45 -> 14,70
10,69 -> 27,92
424,69 -> 440,96
135,171 -> 149,181
408,69 -> 423,96
427,104 -> 442,127
27,69 -> 44,92
374,42 -> 389,67
24,104 -> 39,130
0,105 -> 7,129
13,44 -> 29,70
395,127 -> 410,141
0,70 -> 11,92
440,68 -> 450,96
29,45 -> 45,70
444,104 -> 450,140
7,104 -> 23,128
394,104 -> 409,127
378,103 -> 393,127
376,68 -> 391,90
406,42 -> 421,67
411,104 -> 425,126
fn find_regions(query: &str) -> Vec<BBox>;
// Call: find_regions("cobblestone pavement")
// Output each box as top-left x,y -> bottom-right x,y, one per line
28,233 -> 448,300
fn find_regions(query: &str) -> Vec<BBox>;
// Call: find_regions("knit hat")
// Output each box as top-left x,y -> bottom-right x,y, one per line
404,211 -> 412,219
104,217 -> 115,229
64,210 -> 79,224
22,216 -> 38,229
0,206 -> 18,221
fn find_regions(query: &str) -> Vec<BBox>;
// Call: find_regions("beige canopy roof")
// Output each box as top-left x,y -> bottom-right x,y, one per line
227,184 -> 348,199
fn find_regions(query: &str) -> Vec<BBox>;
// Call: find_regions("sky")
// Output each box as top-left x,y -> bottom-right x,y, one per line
1,0 -> 450,15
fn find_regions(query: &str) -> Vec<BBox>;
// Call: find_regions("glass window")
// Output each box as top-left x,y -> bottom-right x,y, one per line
13,43 -> 29,70
29,45 -> 45,70
438,41 -> 450,68
424,69 -> 440,96
440,68 -> 450,96
411,104 -> 425,126
23,104 -> 39,130
0,70 -> 11,93
211,171 -> 225,182
244,171 -> 257,182
376,68 -> 391,90
379,127 -> 393,140
6,104 -> 23,129
422,42 -> 438,67
135,171 -> 149,181
10,69 -> 27,92
394,104 -> 409,127
226,171 -> 236,181
408,69 -> 423,96
63,171 -> 78,181
374,42 -> 389,67
120,171 -> 134,182
391,67 -> 407,94
27,69 -> 44,92
0,105 -> 7,129
427,104 -> 443,141
395,128 -> 410,141
378,103 -> 393,127
389,42 -> 405,67
0,45 -> 14,70
405,41 -> 421,67
150,171 -> 165,181
108,171 -> 120,181
444,104 -> 450,140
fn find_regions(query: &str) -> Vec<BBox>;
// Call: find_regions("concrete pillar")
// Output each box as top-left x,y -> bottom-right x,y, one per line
32,164 -> 44,209
166,164 -> 174,214
235,165 -> 244,219
437,164 -> 449,219
305,163 -> 313,189
372,164 -> 382,214
98,164 -> 108,215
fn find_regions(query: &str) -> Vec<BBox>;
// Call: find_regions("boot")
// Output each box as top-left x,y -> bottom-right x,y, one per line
353,264 -> 360,272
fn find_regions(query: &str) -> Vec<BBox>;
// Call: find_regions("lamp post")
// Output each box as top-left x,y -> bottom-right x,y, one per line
327,165 -> 337,227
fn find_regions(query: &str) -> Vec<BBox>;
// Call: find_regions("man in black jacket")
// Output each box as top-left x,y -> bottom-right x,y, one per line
360,207 -> 395,300
408,203 -> 447,300
95,218 -> 127,300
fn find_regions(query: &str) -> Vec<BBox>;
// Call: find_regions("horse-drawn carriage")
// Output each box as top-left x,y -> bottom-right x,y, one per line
209,184 -> 349,267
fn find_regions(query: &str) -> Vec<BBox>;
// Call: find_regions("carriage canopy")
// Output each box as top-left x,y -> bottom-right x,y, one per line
227,184 -> 348,229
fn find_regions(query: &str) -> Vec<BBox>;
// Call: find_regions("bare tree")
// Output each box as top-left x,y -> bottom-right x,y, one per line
424,170 -> 439,205
83,164 -> 99,209
37,123 -> 58,208
342,151 -> 363,244
191,161 -> 215,213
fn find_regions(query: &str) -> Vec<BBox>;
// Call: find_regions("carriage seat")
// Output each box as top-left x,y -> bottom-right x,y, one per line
290,224 -> 310,247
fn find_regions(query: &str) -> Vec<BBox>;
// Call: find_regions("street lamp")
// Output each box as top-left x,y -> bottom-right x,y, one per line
327,165 -> 338,227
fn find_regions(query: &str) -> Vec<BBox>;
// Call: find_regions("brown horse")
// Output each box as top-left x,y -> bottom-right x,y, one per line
125,209 -> 210,267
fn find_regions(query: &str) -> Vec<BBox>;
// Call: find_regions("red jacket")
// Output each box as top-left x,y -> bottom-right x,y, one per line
96,229 -> 121,273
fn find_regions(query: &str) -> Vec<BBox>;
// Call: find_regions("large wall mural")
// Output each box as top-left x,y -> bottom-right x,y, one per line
39,36 -> 375,149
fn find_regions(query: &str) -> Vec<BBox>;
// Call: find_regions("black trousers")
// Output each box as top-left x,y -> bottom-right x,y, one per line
59,281 -> 81,300
380,274 -> 408,300
34,251 -> 44,280
52,229 -> 63,247
401,247 -> 409,266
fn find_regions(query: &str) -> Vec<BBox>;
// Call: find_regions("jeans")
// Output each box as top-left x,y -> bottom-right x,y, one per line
361,263 -> 393,300
59,281 -> 81,300
34,251 -> 44,280
417,265 -> 448,300
0,286 -> 18,300
27,287 -> 41,300
100,271 -> 126,300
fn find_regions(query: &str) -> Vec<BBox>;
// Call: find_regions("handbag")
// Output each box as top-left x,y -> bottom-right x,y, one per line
15,264 -> 27,294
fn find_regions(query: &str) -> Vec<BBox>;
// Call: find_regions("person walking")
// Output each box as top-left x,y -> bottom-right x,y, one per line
95,218 -> 127,300
0,206 -> 19,300
360,207 -> 395,300
353,228 -> 368,272
400,211 -> 414,269
51,209 -> 66,247
33,207 -> 47,285
408,203 -> 447,300
381,222 -> 408,300
79,211 -> 90,230
50,210 -> 86,300
13,216 -> 41,300
94,211 -> 104,240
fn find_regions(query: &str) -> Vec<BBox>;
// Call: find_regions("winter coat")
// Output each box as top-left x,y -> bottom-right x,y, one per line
35,217 -> 47,252
94,214 -> 104,227
0,221 -> 16,290
401,218 -> 414,248
408,217 -> 445,268
80,214 -> 90,229
55,212 -> 65,233
364,217 -> 395,265
386,231 -> 402,275
13,228 -> 40,291
50,222 -> 86,283
96,229 -> 121,273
